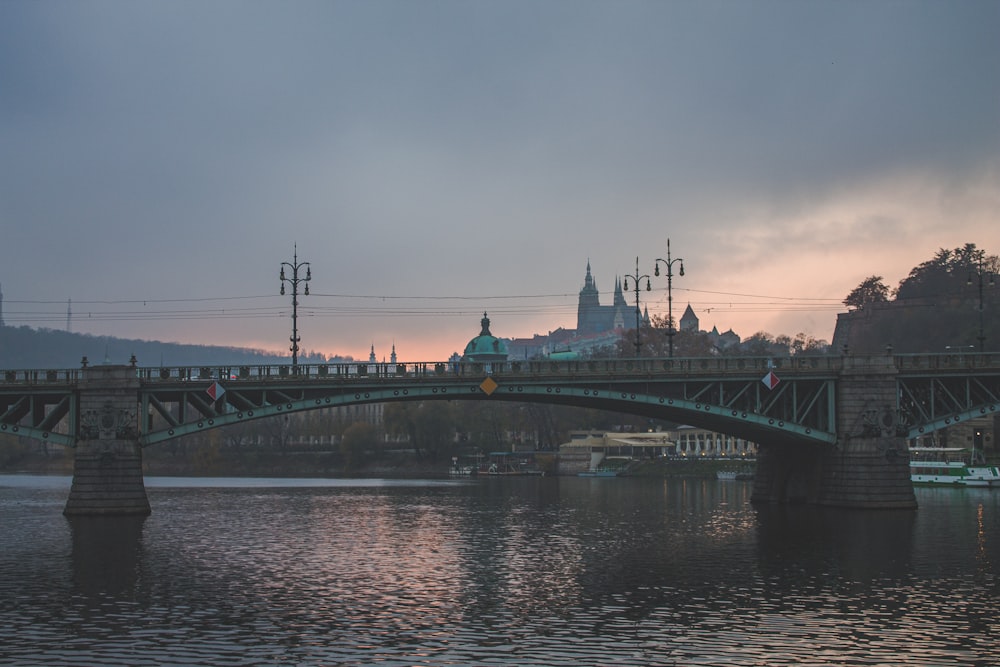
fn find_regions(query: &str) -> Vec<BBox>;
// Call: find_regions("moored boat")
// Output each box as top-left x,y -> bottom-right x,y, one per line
909,447 -> 1000,488
579,468 -> 618,478
717,466 -> 754,481
481,452 -> 545,476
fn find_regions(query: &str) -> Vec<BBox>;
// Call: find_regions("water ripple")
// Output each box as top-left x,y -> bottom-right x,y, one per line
1,478 -> 998,666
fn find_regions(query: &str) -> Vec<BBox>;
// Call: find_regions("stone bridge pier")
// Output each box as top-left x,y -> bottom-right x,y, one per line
752,356 -> 916,509
63,365 -> 150,516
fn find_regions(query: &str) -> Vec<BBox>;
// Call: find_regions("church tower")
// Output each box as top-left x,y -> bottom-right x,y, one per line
680,304 -> 699,332
577,261 -> 603,334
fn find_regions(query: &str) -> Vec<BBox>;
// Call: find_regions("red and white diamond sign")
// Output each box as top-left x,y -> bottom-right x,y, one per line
761,371 -> 780,390
206,381 -> 226,401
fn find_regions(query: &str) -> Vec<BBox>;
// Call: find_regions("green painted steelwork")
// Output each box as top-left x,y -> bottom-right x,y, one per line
2,353 -> 999,449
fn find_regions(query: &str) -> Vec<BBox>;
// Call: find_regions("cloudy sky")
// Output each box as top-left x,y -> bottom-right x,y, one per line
2,1 -> 997,362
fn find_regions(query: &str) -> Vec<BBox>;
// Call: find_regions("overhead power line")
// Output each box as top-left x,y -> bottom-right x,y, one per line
4,286 -> 845,327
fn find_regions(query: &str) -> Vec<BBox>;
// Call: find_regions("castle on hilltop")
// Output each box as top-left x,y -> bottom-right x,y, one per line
503,261 -> 738,359
576,260 -> 631,334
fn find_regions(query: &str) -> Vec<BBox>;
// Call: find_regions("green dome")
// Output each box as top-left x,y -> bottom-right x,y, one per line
462,312 -> 509,362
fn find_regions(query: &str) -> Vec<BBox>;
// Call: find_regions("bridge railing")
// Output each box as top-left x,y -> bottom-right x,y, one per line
893,352 -> 1000,372
0,368 -> 81,385
4,353 -> 996,387
129,355 -> 847,384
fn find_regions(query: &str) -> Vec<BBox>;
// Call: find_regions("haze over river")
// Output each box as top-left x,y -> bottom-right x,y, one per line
1,474 -> 997,666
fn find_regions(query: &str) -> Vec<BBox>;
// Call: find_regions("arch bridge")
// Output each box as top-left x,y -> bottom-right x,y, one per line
2,353 -> 999,514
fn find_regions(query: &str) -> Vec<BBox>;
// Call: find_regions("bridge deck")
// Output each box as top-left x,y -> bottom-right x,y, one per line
2,354 -> 998,449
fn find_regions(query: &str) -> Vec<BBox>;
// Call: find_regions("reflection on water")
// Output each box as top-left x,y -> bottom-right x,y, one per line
68,516 -> 146,598
0,475 -> 998,666
755,504 -> 918,582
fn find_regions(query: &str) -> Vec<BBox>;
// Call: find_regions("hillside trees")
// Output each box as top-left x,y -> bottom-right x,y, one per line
895,243 -> 998,300
0,323 -> 345,369
616,314 -> 717,357
844,276 -> 890,310
840,243 -> 998,353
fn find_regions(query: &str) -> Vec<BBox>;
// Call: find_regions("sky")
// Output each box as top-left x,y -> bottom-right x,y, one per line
1,1 -> 998,363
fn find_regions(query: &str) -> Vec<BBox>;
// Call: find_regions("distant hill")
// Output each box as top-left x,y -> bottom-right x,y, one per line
0,325 -> 343,369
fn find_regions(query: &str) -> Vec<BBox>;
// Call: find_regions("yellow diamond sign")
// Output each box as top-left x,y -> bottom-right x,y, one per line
479,377 -> 498,396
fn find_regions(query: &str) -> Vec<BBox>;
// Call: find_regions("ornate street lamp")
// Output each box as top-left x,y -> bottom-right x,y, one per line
654,238 -> 685,358
623,256 -> 651,357
967,253 -> 995,352
280,244 -> 311,372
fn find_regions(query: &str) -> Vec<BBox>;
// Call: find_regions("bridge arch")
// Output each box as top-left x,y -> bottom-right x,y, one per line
906,402 -> 1000,440
139,372 -> 836,449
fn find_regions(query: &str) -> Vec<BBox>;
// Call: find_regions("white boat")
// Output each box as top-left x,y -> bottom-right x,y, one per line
579,468 -> 618,478
909,447 -> 1000,488
717,467 -> 754,481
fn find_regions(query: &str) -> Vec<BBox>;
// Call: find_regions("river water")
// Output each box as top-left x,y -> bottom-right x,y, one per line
1,474 -> 998,666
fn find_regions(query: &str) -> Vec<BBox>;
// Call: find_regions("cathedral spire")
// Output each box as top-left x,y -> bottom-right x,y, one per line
613,276 -> 627,307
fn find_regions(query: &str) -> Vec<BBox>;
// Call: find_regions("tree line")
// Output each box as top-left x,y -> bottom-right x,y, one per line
845,243 -> 998,309
839,243 -> 997,354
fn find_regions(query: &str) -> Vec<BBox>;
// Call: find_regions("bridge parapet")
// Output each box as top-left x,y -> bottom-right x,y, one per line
4,353 -> 999,388
893,352 -> 1000,372
1,368 -> 81,385
127,355 -> 847,386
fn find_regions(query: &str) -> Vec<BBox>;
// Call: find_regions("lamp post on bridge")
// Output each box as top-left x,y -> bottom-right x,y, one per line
967,253 -> 995,353
280,244 -> 311,372
623,256 -> 651,357
654,238 -> 685,358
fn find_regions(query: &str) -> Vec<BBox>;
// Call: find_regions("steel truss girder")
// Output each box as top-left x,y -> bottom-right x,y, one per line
673,377 -> 835,433
139,375 -> 838,447
6,356 -> 999,451
0,388 -> 76,446
898,374 -> 1000,438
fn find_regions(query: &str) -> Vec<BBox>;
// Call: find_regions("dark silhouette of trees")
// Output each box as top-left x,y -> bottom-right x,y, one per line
737,332 -> 782,356
844,276 -> 890,310
340,422 -> 377,471
838,243 -> 998,353
615,314 -> 720,357
895,243 -> 997,300
383,402 -> 455,462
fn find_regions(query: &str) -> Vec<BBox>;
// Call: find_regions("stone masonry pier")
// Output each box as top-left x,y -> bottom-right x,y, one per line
63,365 -> 150,516
752,356 -> 916,509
